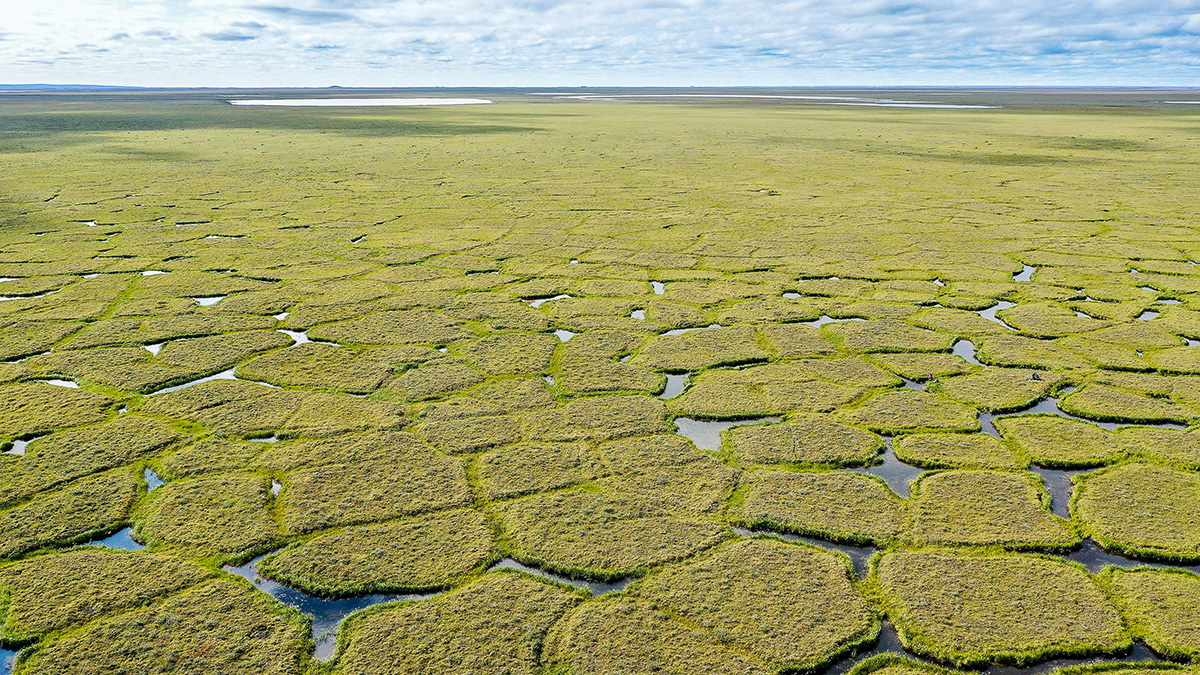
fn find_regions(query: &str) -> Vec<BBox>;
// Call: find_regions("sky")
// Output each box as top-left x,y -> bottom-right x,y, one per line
2,0 -> 1199,87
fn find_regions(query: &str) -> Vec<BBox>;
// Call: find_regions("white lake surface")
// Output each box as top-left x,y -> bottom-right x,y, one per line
229,98 -> 493,107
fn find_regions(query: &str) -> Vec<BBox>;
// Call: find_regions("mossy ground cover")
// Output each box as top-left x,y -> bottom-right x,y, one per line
725,414 -> 884,467
0,549 -> 212,641
1096,567 -> 1200,661
907,470 -> 1077,550
14,578 -> 312,675
893,433 -> 1026,470
872,548 -> 1130,667
630,538 -> 878,672
544,596 -> 769,675
732,469 -> 907,545
334,571 -> 580,675
257,508 -> 496,596
996,415 -> 1127,468
3,90 -> 1200,672
1073,462 -> 1200,562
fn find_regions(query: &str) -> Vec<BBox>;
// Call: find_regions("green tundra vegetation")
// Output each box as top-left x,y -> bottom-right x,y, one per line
1072,462 -> 1200,562
0,88 -> 1199,673
1096,567 -> 1200,661
871,548 -> 1130,666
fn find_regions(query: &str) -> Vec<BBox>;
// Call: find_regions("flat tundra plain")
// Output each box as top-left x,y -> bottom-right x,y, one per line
0,88 -> 1199,675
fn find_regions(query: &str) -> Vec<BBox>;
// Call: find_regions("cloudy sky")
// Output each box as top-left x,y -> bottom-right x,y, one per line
3,0 -> 1200,87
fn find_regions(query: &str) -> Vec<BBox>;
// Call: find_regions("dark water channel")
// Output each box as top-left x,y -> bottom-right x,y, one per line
223,554 -> 436,660
1030,466 -> 1089,519
850,439 -> 925,497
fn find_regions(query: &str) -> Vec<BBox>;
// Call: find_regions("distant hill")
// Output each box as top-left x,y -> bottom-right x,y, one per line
0,84 -> 144,90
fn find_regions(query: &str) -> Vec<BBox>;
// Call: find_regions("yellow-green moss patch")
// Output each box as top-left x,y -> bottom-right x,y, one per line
634,537 -> 877,672
732,470 -> 907,545
1096,566 -> 1200,661
929,369 -> 1066,413
493,487 -> 730,579
893,433 -> 1026,469
872,548 -> 1129,667
335,571 -> 580,675
839,390 -> 980,434
908,470 -> 1077,550
1073,462 -> 1200,562
258,508 -> 495,596
544,596 -> 769,675
133,471 -> 279,556
0,549 -> 211,640
0,469 -> 139,559
726,414 -> 884,467
16,578 -> 310,675
995,415 -> 1125,468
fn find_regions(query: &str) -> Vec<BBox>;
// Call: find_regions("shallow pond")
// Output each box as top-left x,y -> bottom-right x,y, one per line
87,526 -> 145,551
659,373 -> 689,399
674,415 -> 781,451
528,294 -> 571,308
5,433 -> 47,456
804,315 -> 866,327
952,339 -> 982,365
151,368 -> 239,394
277,328 -> 334,345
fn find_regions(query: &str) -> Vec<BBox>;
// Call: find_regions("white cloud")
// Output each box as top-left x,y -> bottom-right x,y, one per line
0,0 -> 1198,85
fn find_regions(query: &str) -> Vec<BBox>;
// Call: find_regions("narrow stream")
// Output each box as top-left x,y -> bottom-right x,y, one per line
1029,466 -> 1091,519
978,300 -> 1017,329
1013,265 -> 1036,282
489,558 -> 637,596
